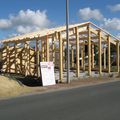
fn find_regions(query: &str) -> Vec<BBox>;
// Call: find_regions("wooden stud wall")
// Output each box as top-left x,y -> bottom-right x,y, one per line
0,22 -> 120,81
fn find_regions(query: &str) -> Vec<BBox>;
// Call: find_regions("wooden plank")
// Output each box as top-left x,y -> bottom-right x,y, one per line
104,47 -> 107,69
2,22 -> 90,43
88,25 -> 91,76
81,45 -> 85,70
71,47 -> 74,68
91,44 -> 95,69
116,42 -> 120,73
58,32 -> 63,81
14,43 -> 17,73
62,40 -> 65,69
79,31 -> 88,35
75,27 -> 80,77
90,27 -> 98,35
46,35 -> 50,61
98,30 -> 102,75
6,44 -> 10,73
36,39 -> 40,77
107,35 -> 111,73
25,42 -> 28,76
52,34 -> 55,64
41,39 -> 45,62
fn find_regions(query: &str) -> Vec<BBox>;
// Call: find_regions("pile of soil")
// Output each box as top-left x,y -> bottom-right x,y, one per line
0,75 -> 31,98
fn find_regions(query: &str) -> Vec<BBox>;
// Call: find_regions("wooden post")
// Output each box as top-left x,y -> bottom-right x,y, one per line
107,35 -> 111,73
27,42 -> 30,75
88,25 -> 91,76
71,46 -> 74,68
75,27 -> 80,77
58,32 -> 63,81
83,45 -> 85,71
36,39 -> 40,77
81,46 -> 83,68
46,35 -> 49,61
6,44 -> 10,73
116,41 -> 120,73
20,43 -> 24,75
25,42 -> 28,76
28,43 -> 30,75
41,40 -> 45,62
52,35 -> 55,64
104,47 -> 107,69
14,43 -> 17,73
98,30 -> 102,75
62,40 -> 64,69
91,44 -> 95,69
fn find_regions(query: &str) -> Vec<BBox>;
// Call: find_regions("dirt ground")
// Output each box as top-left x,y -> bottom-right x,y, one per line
0,75 -> 32,99
0,74 -> 120,100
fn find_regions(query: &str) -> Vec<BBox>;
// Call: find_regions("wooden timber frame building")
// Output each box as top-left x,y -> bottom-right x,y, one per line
0,22 -> 120,82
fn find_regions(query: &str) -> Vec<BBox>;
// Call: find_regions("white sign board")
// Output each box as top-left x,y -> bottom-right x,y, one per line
40,62 -> 56,86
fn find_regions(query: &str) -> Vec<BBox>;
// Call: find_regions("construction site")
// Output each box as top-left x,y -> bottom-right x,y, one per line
0,22 -> 120,82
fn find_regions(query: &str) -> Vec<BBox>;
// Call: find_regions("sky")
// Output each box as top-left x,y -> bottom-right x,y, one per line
0,0 -> 120,40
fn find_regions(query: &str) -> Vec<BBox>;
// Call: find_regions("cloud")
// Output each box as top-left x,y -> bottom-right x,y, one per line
78,7 -> 120,39
101,18 -> 120,30
0,19 -> 12,29
0,9 -> 51,34
108,4 -> 120,12
78,7 -> 104,21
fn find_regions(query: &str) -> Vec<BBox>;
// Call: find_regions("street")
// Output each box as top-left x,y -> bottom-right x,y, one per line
0,81 -> 120,120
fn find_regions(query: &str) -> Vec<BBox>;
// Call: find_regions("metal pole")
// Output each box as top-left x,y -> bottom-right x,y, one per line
66,0 -> 70,83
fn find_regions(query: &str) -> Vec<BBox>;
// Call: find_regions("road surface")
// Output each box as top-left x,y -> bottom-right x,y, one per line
0,81 -> 120,120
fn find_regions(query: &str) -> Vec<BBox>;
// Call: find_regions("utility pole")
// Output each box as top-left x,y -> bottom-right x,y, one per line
66,0 -> 70,83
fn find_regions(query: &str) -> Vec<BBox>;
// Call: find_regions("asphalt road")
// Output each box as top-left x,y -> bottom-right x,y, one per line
0,81 -> 120,120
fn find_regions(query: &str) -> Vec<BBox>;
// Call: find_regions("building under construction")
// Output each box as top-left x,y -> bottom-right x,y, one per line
0,22 -> 120,82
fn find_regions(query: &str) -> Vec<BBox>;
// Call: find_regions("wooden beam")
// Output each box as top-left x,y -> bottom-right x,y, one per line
69,41 -> 99,46
116,42 -> 120,73
104,47 -> 107,69
81,46 -> 83,68
46,35 -> 50,61
88,25 -> 91,76
71,47 -> 74,68
98,30 -> 102,75
36,39 -> 40,77
6,44 -> 10,73
62,40 -> 65,69
58,32 -> 63,81
41,40 -> 45,62
28,43 -> 31,75
27,42 -> 30,75
2,22 -> 90,44
107,35 -> 111,73
20,46 -> 23,74
75,27 -> 80,77
91,44 -> 95,69
90,27 -> 98,35
81,45 -> 85,70
52,35 -> 55,64
25,42 -> 28,76
14,43 -> 17,73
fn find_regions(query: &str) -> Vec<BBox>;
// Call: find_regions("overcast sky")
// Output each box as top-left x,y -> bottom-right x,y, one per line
0,0 -> 120,39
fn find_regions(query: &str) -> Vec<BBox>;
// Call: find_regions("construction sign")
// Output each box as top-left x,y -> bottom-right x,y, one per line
40,62 -> 56,86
